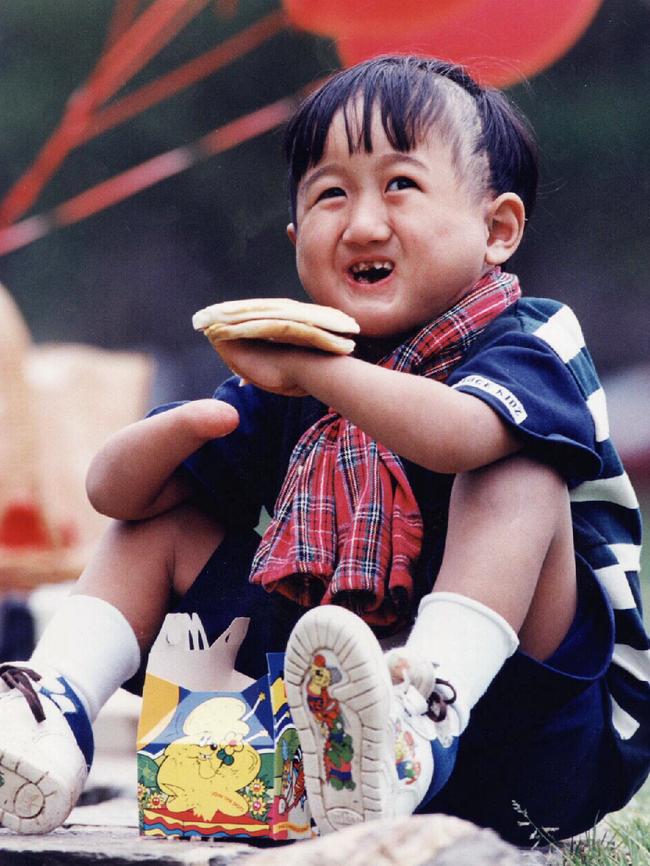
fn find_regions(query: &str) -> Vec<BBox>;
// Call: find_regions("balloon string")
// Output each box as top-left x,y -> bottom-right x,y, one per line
0,88 -> 313,257
102,0 -> 142,53
0,2 -> 286,229
85,0 -> 214,109
88,10 -> 287,139
0,0 -> 210,227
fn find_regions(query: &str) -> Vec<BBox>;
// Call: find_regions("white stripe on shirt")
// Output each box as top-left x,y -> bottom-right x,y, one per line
585,388 -> 610,442
595,564 -> 637,610
570,474 -> 639,509
533,305 -> 586,362
610,543 -> 642,573
613,644 -> 650,682
610,696 -> 641,740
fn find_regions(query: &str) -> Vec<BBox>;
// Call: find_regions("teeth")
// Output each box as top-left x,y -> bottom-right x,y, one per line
351,261 -> 393,273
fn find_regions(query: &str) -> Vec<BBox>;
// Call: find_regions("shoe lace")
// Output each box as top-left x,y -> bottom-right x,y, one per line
393,667 -> 457,724
426,678 -> 457,723
0,664 -> 46,723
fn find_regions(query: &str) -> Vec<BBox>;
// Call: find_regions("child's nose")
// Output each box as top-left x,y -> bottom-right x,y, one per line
342,196 -> 391,245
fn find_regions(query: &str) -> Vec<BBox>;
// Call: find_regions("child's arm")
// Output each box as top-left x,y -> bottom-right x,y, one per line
85,399 -> 239,521
217,343 -> 519,473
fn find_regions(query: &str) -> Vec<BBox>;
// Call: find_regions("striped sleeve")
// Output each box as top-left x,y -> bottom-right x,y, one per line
450,298 -> 649,743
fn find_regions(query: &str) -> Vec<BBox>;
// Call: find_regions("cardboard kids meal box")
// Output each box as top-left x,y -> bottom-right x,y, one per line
136,613 -> 312,841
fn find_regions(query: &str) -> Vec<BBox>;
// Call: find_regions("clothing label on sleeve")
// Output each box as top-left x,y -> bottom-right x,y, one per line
452,375 -> 528,425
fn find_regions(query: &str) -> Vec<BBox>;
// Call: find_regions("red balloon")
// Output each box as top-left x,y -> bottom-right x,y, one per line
283,0 -> 474,39
336,0 -> 603,88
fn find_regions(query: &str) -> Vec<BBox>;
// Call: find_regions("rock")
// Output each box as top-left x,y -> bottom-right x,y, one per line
0,809 -> 557,866
235,814 -> 546,866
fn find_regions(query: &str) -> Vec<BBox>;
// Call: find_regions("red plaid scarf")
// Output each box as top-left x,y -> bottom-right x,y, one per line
249,268 -> 521,627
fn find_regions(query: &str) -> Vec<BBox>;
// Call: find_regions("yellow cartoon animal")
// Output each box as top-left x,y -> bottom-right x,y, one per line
157,697 -> 262,819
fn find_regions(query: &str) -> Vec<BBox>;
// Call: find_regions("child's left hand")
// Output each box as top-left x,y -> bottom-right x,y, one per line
194,297 -> 358,396
216,339 -> 312,397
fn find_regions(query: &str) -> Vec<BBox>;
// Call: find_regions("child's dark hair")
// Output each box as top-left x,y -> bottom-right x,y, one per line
284,55 -> 538,224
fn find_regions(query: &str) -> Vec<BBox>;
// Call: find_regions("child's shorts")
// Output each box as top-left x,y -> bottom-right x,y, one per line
125,527 -> 648,845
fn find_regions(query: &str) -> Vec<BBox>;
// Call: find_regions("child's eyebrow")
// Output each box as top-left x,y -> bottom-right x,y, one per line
301,152 -> 427,195
300,163 -> 340,195
378,153 -> 428,172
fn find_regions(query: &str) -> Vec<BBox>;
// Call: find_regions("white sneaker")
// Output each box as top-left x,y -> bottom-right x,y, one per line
284,606 -> 457,835
0,663 -> 93,834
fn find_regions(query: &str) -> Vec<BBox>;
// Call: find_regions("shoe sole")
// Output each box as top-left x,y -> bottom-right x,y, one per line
0,746 -> 85,834
284,606 -> 396,834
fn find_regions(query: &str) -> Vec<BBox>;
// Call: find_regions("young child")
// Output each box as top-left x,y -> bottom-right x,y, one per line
1,56 -> 648,843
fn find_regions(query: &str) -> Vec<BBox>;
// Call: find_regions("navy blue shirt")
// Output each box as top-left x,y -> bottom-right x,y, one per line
162,297 -> 648,745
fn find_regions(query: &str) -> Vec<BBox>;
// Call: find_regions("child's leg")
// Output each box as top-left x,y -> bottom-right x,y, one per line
433,453 -> 576,660
0,503 -> 223,834
285,454 -> 576,833
71,502 -> 226,661
400,455 -> 577,729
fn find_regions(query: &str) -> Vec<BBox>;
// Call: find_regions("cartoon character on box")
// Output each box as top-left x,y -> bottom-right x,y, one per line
156,696 -> 262,819
138,685 -> 276,837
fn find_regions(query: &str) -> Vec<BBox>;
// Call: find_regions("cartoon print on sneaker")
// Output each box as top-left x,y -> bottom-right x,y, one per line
394,720 -> 421,785
277,729 -> 306,815
305,654 -> 355,791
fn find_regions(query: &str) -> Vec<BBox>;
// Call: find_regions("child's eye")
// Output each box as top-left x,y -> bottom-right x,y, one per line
316,186 -> 345,202
387,176 -> 418,191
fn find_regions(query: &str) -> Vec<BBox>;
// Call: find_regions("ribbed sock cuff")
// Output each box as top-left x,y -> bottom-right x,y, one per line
406,591 -> 519,731
31,594 -> 141,721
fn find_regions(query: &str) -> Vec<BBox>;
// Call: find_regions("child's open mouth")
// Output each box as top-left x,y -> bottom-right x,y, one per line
349,260 -> 394,284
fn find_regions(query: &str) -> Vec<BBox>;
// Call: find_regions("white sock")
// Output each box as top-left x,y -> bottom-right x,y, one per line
387,591 -> 519,733
30,594 -> 141,721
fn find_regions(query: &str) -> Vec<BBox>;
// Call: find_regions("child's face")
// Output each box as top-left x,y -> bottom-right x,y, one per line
288,106 -> 495,339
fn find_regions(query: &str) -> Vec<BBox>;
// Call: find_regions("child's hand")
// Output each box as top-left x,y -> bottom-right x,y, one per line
174,398 -> 241,440
86,399 -> 240,520
216,340 -> 311,397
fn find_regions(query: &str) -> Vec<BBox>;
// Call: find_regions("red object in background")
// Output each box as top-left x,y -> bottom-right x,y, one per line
0,502 -> 53,549
336,0 -> 603,89
0,502 -> 77,550
283,0 -> 472,38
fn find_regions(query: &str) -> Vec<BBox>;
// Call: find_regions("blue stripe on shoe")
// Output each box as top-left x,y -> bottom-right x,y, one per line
40,678 -> 94,770
415,737 -> 459,810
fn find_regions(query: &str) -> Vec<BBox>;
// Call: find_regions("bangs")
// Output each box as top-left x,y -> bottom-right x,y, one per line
284,56 -> 538,222
285,57 -> 468,212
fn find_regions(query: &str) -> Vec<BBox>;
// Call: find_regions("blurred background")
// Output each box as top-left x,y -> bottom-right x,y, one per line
0,0 -> 648,623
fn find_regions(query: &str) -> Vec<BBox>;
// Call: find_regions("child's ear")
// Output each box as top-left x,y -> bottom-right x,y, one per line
287,223 -> 297,246
485,193 -> 526,265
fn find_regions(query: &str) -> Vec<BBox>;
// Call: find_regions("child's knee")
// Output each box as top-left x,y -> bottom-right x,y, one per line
164,503 -> 225,596
101,502 -> 224,596
453,453 -> 566,517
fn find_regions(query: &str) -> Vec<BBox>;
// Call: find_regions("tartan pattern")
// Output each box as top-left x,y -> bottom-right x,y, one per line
249,268 -> 521,626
